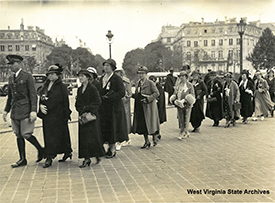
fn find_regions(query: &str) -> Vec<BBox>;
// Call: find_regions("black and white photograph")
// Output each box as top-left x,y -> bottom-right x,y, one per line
0,0 -> 275,202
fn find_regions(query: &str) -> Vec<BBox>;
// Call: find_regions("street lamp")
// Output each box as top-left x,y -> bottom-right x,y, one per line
237,18 -> 246,73
106,30 -> 114,59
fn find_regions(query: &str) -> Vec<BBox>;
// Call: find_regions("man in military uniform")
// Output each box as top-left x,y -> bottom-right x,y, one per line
3,54 -> 44,168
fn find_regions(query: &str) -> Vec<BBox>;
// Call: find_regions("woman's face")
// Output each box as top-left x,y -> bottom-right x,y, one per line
47,72 -> 59,81
256,72 -> 262,79
78,74 -> 89,84
242,74 -> 247,81
104,63 -> 113,74
180,75 -> 187,83
138,72 -> 147,80
192,74 -> 199,80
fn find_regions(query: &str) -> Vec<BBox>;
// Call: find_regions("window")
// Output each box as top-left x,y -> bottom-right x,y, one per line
194,41 -> 198,47
204,40 -> 208,46
228,50 -> 233,58
203,51 -> 208,59
7,33 -> 12,39
229,39 -> 233,45
219,28 -> 223,33
16,45 -> 20,51
0,45 -> 4,51
187,40 -> 191,47
187,52 -> 191,60
219,39 -> 223,46
204,29 -> 207,33
212,28 -> 215,33
32,44 -> 36,51
211,40 -> 215,46
211,51 -> 215,59
167,37 -> 171,43
194,52 -> 198,58
237,38 -> 240,45
25,45 -> 29,51
218,50 -> 223,59
8,45 -> 12,51
228,27 -> 233,32
247,39 -> 249,45
236,50 -> 240,58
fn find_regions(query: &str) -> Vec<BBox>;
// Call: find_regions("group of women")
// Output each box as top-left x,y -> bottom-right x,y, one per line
37,59 -> 275,168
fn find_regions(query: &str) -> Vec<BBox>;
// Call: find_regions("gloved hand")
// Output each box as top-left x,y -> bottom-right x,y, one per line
2,111 -> 8,122
29,111 -> 37,122
169,95 -> 176,104
40,104 -> 47,114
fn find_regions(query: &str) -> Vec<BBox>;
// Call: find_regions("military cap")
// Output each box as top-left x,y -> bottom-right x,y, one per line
137,66 -> 148,74
6,54 -> 23,64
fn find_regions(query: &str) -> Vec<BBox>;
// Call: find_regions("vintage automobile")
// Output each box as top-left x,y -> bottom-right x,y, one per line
0,81 -> 9,96
62,78 -> 78,95
32,74 -> 47,93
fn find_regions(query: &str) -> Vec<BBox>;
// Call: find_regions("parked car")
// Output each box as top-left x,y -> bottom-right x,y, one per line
62,78 -> 76,95
32,74 -> 47,93
0,82 -> 9,96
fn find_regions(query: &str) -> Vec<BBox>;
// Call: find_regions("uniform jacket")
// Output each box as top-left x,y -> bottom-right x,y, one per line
5,70 -> 37,120
132,78 -> 160,134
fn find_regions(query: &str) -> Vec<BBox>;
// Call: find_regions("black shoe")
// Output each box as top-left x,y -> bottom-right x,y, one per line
43,158 -> 52,168
191,128 -> 199,133
157,134 -> 161,140
96,157 -> 101,164
79,159 -> 91,168
36,148 -> 44,163
224,121 -> 230,128
27,136 -> 44,163
58,153 -> 72,162
106,148 -> 112,156
106,151 -> 116,159
11,159 -> 27,168
141,142 -> 151,149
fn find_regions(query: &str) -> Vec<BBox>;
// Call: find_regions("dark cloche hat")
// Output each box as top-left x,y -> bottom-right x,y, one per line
77,69 -> 92,78
137,66 -> 148,74
103,58 -> 117,71
46,64 -> 63,75
6,54 -> 23,64
191,70 -> 200,76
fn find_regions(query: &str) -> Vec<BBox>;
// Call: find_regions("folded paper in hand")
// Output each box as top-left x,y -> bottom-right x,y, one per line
79,112 -> 96,125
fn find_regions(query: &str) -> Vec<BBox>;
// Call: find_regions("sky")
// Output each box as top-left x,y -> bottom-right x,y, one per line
1,0 -> 275,68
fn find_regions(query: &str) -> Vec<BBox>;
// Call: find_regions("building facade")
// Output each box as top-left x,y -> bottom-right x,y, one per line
0,19 -> 54,66
157,17 -> 271,74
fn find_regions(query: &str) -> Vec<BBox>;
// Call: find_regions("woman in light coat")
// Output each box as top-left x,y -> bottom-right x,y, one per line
132,66 -> 160,148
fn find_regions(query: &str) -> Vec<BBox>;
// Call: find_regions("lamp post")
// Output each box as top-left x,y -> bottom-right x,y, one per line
106,30 -> 114,59
237,18 -> 246,73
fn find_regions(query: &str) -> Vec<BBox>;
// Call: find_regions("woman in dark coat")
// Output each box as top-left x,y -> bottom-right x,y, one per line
266,69 -> 275,116
239,70 -> 254,123
98,59 -> 128,158
75,69 -> 105,167
190,70 -> 207,132
206,71 -> 224,126
38,64 -> 72,168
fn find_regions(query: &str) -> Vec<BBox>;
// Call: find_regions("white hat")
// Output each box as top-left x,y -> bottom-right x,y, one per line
87,67 -> 97,75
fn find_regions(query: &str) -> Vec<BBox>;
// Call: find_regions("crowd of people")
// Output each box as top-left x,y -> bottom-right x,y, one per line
3,54 -> 275,169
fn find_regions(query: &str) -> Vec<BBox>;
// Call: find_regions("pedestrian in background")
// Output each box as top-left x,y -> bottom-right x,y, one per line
87,67 -> 101,92
98,59 -> 128,158
3,54 -> 44,168
189,70 -> 207,133
170,71 -> 195,139
253,70 -> 275,120
76,69 -> 105,167
223,72 -> 240,127
239,70 -> 254,124
38,64 -> 72,168
132,66 -> 160,148
265,69 -> 275,116
164,68 -> 176,105
149,75 -> 167,140
114,67 -> 132,150
205,71 -> 224,126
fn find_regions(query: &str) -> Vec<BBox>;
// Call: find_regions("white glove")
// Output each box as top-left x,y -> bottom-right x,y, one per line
169,95 -> 176,104
29,111 -> 37,122
40,104 -> 48,114
245,89 -> 253,95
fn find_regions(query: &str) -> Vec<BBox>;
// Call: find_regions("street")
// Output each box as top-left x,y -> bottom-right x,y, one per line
0,90 -> 275,203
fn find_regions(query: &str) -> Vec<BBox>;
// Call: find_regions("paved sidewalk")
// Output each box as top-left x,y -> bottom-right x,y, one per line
1,107 -> 275,203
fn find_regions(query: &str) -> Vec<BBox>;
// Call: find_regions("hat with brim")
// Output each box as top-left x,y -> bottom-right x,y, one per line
209,71 -> 217,77
103,59 -> 117,70
137,66 -> 148,74
224,72 -> 233,78
77,69 -> 92,78
178,70 -> 188,77
46,65 -> 63,76
191,70 -> 200,76
87,67 -> 98,78
6,54 -> 23,64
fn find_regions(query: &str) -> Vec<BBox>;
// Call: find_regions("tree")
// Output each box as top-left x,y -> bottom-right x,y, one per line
247,27 -> 275,70
22,56 -> 37,73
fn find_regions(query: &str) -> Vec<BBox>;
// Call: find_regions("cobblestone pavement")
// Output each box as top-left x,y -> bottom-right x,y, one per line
1,104 -> 275,203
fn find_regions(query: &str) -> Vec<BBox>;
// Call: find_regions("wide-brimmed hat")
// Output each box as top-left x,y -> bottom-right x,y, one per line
178,70 -> 188,78
209,71 -> 217,77
46,64 -> 63,75
6,54 -> 23,64
191,70 -> 200,76
87,67 -> 98,78
77,69 -> 92,78
103,58 -> 117,70
137,66 -> 148,74
181,64 -> 190,71
224,72 -> 233,79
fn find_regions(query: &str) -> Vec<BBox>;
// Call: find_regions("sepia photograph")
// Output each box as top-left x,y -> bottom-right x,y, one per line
0,0 -> 275,202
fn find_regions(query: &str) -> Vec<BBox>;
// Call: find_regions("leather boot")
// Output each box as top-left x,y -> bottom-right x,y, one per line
27,135 -> 44,162
11,138 -> 27,168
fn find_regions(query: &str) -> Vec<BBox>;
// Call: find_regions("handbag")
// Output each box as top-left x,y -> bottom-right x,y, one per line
79,112 -> 96,125
207,97 -> 217,103
233,102 -> 242,111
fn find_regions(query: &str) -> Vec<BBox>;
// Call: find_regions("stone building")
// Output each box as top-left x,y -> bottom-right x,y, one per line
157,17 -> 274,74
0,19 -> 54,66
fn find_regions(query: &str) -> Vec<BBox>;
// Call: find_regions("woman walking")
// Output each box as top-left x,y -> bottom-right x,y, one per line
132,66 -> 160,148
170,71 -> 195,139
239,70 -> 254,123
75,69 -> 105,167
205,71 -> 224,126
38,64 -> 72,168
223,73 -> 240,127
98,59 -> 128,158
189,70 -> 207,132
266,69 -> 275,116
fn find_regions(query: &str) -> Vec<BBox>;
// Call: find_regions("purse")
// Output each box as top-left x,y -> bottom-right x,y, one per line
233,102 -> 242,111
207,97 -> 217,103
79,112 -> 96,125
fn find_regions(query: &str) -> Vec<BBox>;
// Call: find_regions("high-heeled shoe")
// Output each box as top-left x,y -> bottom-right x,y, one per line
79,159 -> 91,168
43,158 -> 52,168
106,151 -> 116,159
95,157 -> 101,164
224,121 -> 230,128
58,153 -> 72,162
140,142 -> 151,149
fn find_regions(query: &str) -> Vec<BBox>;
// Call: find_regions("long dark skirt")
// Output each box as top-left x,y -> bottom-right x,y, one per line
190,99 -> 205,129
223,96 -> 232,120
78,119 -> 105,159
134,94 -> 148,135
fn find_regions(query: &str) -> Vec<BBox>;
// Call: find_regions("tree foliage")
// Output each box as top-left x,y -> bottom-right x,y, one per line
247,27 -> 275,70
22,56 -> 37,73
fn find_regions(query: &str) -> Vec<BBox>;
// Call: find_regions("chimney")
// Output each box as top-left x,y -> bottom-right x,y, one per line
20,18 -> 24,30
